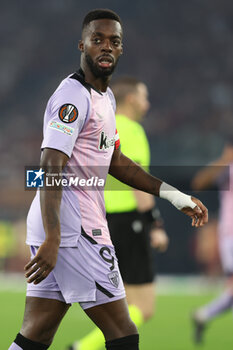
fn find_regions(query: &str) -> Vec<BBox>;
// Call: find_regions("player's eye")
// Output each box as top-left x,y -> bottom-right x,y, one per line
112,40 -> 121,47
93,38 -> 101,44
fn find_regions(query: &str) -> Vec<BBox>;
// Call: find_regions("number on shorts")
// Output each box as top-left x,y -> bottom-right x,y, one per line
99,247 -> 115,271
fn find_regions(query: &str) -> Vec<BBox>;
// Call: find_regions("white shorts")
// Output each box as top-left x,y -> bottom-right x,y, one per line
26,233 -> 126,309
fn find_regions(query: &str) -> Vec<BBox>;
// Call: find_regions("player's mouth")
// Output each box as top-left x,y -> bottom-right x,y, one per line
97,55 -> 114,68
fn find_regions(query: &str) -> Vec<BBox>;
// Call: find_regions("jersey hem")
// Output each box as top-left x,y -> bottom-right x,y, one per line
41,145 -> 71,158
26,239 -> 79,248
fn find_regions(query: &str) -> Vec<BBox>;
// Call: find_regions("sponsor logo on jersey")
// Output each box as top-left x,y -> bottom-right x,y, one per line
58,104 -> 78,123
49,120 -> 74,135
108,271 -> 119,288
99,131 -> 116,150
26,168 -> 45,188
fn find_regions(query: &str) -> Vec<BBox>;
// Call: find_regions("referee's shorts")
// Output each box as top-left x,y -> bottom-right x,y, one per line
107,210 -> 155,285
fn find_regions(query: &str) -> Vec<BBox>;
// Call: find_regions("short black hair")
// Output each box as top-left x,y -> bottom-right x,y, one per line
82,9 -> 122,30
111,77 -> 143,104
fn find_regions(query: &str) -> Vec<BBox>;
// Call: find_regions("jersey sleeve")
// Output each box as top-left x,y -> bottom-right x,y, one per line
41,82 -> 90,157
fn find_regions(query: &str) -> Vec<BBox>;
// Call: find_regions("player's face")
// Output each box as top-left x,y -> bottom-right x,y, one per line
80,19 -> 123,78
131,83 -> 150,121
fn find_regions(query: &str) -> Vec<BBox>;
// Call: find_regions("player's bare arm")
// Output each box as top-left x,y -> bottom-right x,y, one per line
109,148 -> 208,227
109,147 -> 162,195
24,148 -> 69,285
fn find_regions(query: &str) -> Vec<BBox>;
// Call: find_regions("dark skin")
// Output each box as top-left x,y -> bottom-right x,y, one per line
109,149 -> 208,227
21,18 -> 208,346
79,19 -> 123,92
25,149 -> 68,285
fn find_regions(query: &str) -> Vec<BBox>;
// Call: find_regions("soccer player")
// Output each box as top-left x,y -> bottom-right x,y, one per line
67,77 -> 169,350
191,141 -> 233,343
8,9 -> 208,350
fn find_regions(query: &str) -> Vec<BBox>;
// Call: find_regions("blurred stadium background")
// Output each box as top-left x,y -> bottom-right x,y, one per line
0,0 -> 233,349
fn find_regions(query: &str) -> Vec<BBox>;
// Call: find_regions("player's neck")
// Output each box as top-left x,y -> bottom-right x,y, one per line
80,63 -> 111,93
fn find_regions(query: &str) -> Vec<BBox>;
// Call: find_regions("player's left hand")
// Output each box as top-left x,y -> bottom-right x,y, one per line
150,228 -> 169,252
181,197 -> 208,227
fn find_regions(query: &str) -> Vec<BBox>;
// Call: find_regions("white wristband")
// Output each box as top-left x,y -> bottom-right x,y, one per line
159,182 -> 196,210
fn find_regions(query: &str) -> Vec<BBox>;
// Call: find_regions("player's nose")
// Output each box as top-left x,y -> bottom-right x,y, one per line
101,39 -> 113,52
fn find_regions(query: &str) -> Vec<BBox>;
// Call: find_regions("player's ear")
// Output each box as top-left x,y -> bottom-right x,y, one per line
78,40 -> 84,52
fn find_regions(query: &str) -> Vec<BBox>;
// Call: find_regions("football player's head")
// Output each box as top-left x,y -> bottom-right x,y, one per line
79,9 -> 123,78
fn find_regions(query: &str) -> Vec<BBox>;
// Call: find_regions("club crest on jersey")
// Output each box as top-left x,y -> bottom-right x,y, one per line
58,104 -> 78,123
108,271 -> 119,288
99,131 -> 115,150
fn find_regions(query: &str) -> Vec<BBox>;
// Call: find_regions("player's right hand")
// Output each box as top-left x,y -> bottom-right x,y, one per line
181,197 -> 208,227
24,240 -> 59,285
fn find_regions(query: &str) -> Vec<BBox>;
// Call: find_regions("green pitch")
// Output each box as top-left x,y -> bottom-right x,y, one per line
1,291 -> 232,350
